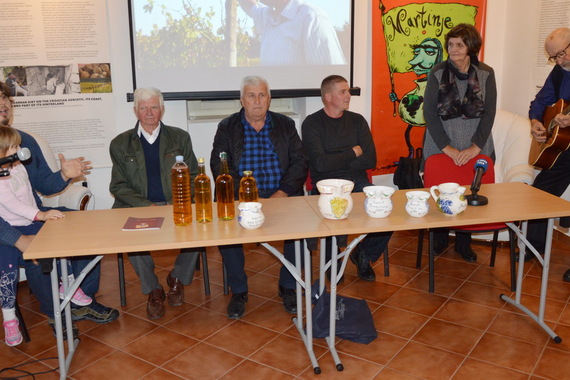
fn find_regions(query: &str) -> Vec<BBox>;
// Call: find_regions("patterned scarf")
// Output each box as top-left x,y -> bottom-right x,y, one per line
437,56 -> 485,121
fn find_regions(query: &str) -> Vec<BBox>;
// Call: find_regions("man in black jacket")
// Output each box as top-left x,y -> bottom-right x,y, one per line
210,76 -> 307,319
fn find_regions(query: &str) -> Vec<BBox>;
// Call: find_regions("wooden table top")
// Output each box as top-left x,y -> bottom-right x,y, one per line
24,196 -> 330,259
304,182 -> 570,235
24,182 -> 570,260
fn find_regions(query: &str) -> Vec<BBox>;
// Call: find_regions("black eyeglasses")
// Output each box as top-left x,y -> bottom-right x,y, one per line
548,41 -> 570,63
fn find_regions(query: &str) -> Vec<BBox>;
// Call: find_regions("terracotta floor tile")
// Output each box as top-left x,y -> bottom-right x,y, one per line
388,249 -> 427,270
387,341 -> 465,380
84,312 -> 158,348
452,281 -> 508,309
520,275 -> 570,302
164,306 -> 231,340
533,347 -> 570,379
335,331 -> 407,365
452,358 -> 530,380
385,287 -> 447,316
250,334 -> 327,376
547,323 -> 570,351
470,332 -> 543,373
162,342 -> 244,379
469,265 -> 514,290
140,368 -> 186,379
412,319 -> 484,355
205,320 -> 278,356
502,292 -> 566,323
339,280 -> 402,304
406,271 -> 466,297
122,326 -> 198,365
373,367 -> 424,379
44,336 -> 116,374
487,310 -> 551,346
374,264 -> 420,286
220,359 -> 295,379
71,350 -> 156,379
432,257 -> 479,280
372,305 -> 429,338
299,352 -> 383,379
241,298 -> 297,333
434,298 -> 500,330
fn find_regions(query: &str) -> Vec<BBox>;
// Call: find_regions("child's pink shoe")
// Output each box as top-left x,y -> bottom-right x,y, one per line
4,319 -> 23,347
59,285 -> 93,306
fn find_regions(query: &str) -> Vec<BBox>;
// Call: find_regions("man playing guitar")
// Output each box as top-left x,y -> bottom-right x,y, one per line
526,28 -> 570,283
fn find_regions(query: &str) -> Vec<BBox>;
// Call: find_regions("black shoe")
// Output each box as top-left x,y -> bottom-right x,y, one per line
278,285 -> 297,314
48,317 -> 79,341
71,301 -> 119,324
350,247 -> 376,281
454,244 -> 477,263
564,269 -> 570,283
227,292 -> 248,319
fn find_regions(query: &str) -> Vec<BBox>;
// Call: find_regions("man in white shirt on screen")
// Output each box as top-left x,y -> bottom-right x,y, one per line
239,0 -> 346,65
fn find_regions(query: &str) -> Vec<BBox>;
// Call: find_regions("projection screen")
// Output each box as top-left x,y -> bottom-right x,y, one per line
128,0 -> 354,100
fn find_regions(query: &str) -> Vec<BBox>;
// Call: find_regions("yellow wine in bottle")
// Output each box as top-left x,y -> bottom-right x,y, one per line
215,152 -> 235,220
195,157 -> 213,223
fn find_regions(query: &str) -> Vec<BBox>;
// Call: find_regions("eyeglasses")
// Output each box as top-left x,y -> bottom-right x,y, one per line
548,41 -> 570,63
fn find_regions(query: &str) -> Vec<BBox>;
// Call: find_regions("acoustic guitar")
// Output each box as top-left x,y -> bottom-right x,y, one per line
528,98 -> 570,170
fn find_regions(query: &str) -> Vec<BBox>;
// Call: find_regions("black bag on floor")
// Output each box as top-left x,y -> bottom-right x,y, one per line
311,284 -> 377,344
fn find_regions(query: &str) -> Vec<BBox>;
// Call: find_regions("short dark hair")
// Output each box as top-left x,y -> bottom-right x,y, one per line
444,23 -> 482,57
0,82 -> 11,98
320,75 -> 348,102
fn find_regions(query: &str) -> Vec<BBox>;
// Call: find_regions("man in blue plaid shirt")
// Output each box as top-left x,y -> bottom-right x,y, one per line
211,76 -> 308,319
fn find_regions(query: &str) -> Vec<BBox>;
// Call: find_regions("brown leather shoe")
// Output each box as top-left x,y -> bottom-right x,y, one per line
146,286 -> 166,320
166,272 -> 184,306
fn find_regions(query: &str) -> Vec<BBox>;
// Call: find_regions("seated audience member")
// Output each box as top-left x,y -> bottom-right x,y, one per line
0,82 -> 119,339
302,75 -> 392,281
109,87 -> 200,320
210,75 -> 308,319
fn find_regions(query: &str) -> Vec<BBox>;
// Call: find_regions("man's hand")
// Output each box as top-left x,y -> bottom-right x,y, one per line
59,153 -> 92,181
554,113 -> 570,128
531,119 -> 547,143
270,190 -> 288,198
352,145 -> 363,157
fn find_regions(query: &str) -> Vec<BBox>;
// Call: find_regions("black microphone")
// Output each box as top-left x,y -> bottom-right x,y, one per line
0,148 -> 32,166
465,158 -> 488,206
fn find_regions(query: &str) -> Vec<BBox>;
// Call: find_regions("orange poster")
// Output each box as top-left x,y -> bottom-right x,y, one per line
371,0 -> 487,175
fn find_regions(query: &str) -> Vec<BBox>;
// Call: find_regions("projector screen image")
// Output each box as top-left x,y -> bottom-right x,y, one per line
129,0 -> 353,97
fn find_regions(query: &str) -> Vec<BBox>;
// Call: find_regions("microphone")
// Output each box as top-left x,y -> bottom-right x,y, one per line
0,148 -> 32,167
465,158 -> 488,206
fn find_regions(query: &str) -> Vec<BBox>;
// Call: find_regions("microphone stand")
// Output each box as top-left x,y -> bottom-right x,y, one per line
465,188 -> 488,206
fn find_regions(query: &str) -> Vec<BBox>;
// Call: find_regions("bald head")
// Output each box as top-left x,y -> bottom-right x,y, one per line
545,28 -> 570,56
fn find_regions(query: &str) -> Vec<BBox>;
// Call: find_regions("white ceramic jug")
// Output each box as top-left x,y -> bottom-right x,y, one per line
430,182 -> 468,216
363,185 -> 396,218
316,179 -> 354,220
238,202 -> 265,229
405,190 -> 430,217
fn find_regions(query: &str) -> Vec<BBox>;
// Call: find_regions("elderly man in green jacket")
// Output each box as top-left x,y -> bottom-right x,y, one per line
109,87 -> 199,320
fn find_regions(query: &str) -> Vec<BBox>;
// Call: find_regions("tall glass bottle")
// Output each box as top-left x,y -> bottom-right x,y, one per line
215,152 -> 235,220
171,155 -> 192,226
194,157 -> 213,223
239,170 -> 259,202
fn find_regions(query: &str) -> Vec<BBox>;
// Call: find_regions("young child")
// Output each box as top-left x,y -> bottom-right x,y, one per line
0,126 -> 91,346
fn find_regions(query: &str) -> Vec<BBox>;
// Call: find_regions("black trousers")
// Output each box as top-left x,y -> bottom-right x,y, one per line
527,149 -> 570,252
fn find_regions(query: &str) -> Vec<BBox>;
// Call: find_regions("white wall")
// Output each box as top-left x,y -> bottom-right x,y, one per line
89,0 -> 537,210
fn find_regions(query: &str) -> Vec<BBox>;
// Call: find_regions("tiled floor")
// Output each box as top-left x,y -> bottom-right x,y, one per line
2,230 -> 570,379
